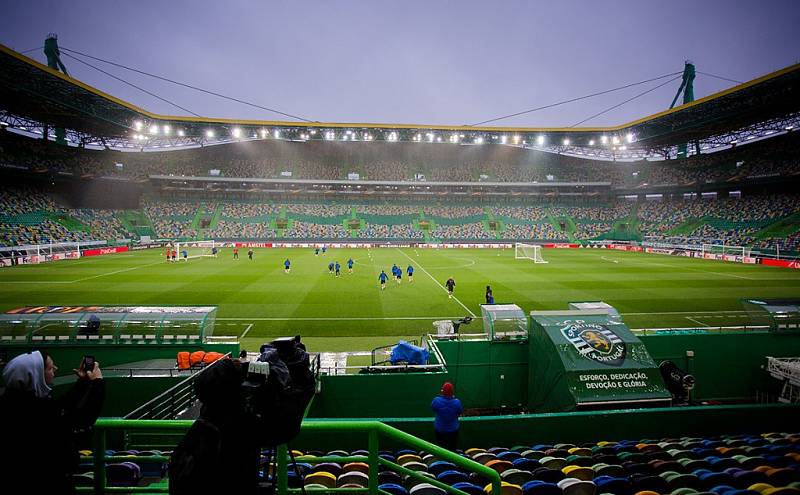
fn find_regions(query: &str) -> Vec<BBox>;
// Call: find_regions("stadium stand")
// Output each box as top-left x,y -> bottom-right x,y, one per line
69,431 -> 800,492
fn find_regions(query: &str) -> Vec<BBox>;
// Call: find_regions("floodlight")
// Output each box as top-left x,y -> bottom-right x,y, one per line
437,137 -> 442,142
513,135 -> 520,144
500,135 -> 507,144
163,125 -> 171,135
626,132 -> 635,143
474,137 -> 483,144
149,125 -> 159,135
260,129 -> 268,138
178,129 -> 185,137
537,135 -> 545,145
600,135 -> 608,144
310,129 -> 317,135
232,128 -> 242,138
427,133 -> 435,142
563,138 -> 570,146
588,139 -> 595,146
273,129 -> 280,139
206,129 -> 215,138
621,145 -> 627,150
133,121 -> 143,131
612,136 -> 620,145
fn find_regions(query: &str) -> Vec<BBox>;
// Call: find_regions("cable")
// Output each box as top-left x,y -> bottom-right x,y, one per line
467,71 -> 682,126
60,46 -> 314,122
19,46 -> 43,55
697,71 -> 743,85
61,52 -> 202,117
570,75 -> 682,127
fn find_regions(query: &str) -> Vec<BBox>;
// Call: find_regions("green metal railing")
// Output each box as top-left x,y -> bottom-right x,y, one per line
83,419 -> 502,495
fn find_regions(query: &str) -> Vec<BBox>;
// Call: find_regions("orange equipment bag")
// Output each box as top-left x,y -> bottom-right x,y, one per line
177,351 -> 191,370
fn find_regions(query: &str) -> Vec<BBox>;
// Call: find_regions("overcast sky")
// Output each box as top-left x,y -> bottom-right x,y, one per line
2,0 -> 799,128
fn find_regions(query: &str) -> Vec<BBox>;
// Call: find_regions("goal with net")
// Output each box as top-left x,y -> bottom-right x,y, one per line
701,244 -> 750,259
515,243 -> 548,263
175,240 -> 218,260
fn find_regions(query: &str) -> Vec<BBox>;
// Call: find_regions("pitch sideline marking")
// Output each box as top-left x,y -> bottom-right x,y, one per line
219,316 -> 463,321
396,248 -> 477,318
621,310 -> 747,315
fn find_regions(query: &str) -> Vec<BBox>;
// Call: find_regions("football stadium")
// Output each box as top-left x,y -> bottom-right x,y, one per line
1,9 -> 800,494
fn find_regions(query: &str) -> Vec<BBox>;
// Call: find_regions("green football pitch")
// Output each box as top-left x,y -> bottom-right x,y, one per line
2,247 -> 799,352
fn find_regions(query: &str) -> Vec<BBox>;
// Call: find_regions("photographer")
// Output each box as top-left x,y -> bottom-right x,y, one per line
171,338 -> 314,495
170,358 -> 260,495
0,350 -> 105,494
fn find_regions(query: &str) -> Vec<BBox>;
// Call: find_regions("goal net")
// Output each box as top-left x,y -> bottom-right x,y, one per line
515,243 -> 548,263
175,240 -> 217,260
701,244 -> 750,259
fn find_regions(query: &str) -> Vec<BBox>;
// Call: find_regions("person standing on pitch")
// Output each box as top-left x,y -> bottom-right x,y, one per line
347,257 -> 354,274
328,261 -> 335,274
431,381 -> 462,451
445,277 -> 456,298
335,261 -> 341,278
378,270 -> 388,290
233,247 -> 239,260
485,286 -> 494,304
407,264 -> 414,283
248,248 -> 254,261
284,258 -> 291,274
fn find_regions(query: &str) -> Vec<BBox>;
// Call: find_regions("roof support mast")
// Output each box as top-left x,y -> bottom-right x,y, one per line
670,61 -> 696,158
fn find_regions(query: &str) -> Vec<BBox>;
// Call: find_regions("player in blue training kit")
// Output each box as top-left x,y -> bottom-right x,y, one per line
395,265 -> 402,284
335,261 -> 341,277
347,258 -> 354,274
284,258 -> 291,273
407,264 -> 414,283
379,270 -> 388,290
328,261 -> 335,274
322,246 -> 327,255
315,247 -> 320,256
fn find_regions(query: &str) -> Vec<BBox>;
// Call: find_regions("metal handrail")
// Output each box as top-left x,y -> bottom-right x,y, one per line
123,354 -> 230,419
82,419 -> 502,495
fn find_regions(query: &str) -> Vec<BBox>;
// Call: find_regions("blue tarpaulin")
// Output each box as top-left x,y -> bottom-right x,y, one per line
390,340 -> 429,365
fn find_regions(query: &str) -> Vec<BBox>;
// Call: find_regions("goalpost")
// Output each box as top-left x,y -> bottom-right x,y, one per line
175,240 -> 218,260
701,244 -> 750,259
514,243 -> 548,263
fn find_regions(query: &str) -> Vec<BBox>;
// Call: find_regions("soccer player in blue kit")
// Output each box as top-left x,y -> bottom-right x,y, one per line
378,270 -> 388,290
347,258 -> 354,274
335,261 -> 341,277
284,258 -> 291,273
407,264 -> 414,283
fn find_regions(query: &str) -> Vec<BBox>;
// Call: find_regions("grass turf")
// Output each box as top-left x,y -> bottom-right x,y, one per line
2,246 -> 799,351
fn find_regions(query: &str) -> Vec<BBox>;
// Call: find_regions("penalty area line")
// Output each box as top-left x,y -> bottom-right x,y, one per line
240,324 -> 254,339
396,248 -> 477,318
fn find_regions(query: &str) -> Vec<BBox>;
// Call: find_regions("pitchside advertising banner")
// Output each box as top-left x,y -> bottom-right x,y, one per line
528,312 -> 670,411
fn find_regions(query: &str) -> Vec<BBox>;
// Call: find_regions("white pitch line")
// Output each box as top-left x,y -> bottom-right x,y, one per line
240,323 -> 254,339
622,310 -> 748,316
396,248 -> 477,318
218,316 -> 463,321
685,316 -> 710,327
71,259 -> 179,283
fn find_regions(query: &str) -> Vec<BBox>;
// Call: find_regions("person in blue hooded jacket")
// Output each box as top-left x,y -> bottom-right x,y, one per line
431,381 -> 462,451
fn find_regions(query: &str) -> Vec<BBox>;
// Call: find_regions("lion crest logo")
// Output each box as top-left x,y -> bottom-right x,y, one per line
560,322 -> 626,366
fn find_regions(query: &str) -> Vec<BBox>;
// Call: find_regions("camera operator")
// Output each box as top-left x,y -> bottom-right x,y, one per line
170,358 -> 260,495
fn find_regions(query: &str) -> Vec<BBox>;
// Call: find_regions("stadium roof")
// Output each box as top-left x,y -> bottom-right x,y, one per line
1,43 -> 799,158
